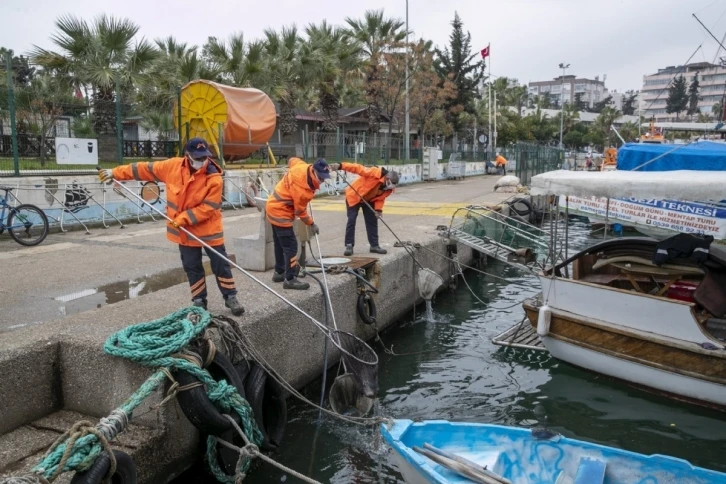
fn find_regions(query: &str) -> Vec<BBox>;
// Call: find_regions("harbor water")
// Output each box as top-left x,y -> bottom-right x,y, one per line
190,221 -> 726,482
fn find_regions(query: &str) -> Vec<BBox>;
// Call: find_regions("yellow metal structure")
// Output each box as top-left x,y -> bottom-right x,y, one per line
179,82 -> 228,160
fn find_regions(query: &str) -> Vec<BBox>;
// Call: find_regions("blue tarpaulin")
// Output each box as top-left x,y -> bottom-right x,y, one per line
617,141 -> 726,171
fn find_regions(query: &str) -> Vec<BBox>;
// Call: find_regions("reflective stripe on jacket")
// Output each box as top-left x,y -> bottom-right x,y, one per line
342,162 -> 394,212
266,157 -> 319,227
112,157 -> 225,247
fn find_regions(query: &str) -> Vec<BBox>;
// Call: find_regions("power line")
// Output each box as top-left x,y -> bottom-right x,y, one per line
644,44 -> 703,113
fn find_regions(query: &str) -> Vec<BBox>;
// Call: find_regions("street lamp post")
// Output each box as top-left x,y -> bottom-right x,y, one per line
558,63 -> 570,150
404,0 -> 410,162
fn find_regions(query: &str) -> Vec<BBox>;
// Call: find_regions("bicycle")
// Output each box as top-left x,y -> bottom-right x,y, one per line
0,186 -> 49,246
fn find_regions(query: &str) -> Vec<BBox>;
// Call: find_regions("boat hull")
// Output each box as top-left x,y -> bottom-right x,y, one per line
381,419 -> 726,484
523,297 -> 726,409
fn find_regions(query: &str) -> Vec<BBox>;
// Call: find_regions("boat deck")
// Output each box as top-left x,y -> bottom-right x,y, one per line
492,320 -> 547,351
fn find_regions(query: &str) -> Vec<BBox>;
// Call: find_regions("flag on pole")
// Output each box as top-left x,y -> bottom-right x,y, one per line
480,44 -> 490,59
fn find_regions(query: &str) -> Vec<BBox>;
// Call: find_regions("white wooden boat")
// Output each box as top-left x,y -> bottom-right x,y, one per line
527,170 -> 726,409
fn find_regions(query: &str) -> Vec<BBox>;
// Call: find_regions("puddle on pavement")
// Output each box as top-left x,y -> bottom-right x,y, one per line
54,266 -> 191,317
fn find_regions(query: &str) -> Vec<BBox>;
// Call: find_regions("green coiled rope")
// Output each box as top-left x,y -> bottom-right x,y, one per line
32,307 -> 262,483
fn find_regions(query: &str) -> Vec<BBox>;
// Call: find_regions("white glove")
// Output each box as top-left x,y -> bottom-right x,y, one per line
98,169 -> 114,184
329,162 -> 341,171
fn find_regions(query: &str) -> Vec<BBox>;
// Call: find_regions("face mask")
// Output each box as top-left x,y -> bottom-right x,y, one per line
188,155 -> 206,170
385,179 -> 396,190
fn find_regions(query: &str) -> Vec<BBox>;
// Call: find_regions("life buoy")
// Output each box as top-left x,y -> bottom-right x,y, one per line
244,363 -> 287,450
175,351 -> 246,436
357,292 -> 377,325
70,450 -> 137,484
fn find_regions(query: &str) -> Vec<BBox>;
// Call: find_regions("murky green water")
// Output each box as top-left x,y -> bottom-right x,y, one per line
184,221 -> 726,483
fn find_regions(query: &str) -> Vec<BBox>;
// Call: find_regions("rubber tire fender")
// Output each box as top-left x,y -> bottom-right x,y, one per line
70,450 -> 137,484
507,197 -> 533,217
233,359 -> 256,384
175,351 -> 246,436
357,292 -> 377,325
244,363 -> 288,450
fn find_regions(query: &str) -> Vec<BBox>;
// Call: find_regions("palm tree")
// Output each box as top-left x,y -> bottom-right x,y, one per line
31,14 -> 158,136
263,26 -> 320,141
202,33 -> 265,88
306,21 -> 361,132
345,10 -> 406,134
508,85 -> 529,116
594,106 -> 621,146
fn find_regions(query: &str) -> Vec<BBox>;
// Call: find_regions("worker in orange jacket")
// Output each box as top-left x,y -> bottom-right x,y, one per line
339,163 -> 399,256
98,137 -> 244,316
495,152 -> 508,175
266,158 -> 333,290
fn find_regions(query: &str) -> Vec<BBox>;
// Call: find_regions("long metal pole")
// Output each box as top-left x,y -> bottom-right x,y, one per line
404,0 -> 410,163
5,52 -> 19,176
115,71 -> 123,163
559,65 -> 566,149
493,94 -> 497,153
488,45 -> 492,160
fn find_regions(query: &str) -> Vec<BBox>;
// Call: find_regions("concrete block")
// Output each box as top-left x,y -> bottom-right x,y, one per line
0,341 -> 61,435
233,197 -> 276,271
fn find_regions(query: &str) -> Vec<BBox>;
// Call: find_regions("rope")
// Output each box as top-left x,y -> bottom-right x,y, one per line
23,307 -> 262,483
210,415 -> 323,484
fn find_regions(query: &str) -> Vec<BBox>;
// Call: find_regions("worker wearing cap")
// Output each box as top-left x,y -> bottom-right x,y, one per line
98,137 -> 244,316
266,158 -> 331,290
338,163 -> 399,257
495,152 -> 508,175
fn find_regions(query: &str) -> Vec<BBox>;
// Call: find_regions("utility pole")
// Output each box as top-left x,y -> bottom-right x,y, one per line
558,63 -> 570,150
488,51 -> 492,160
404,0 -> 410,162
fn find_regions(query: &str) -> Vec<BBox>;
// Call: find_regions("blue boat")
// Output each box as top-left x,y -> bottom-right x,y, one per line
381,419 -> 726,484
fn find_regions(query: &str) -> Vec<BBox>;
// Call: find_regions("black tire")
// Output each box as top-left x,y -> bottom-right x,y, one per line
8,204 -> 49,246
507,198 -> 532,217
357,292 -> 377,325
244,363 -> 287,450
70,450 -> 137,484
175,351 -> 246,436
233,359 -> 256,384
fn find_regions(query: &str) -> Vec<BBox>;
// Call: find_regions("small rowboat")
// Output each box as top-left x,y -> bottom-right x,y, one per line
381,419 -> 726,484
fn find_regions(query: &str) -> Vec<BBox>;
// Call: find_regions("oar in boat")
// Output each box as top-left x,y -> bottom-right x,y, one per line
412,446 -> 503,484
423,443 -> 512,484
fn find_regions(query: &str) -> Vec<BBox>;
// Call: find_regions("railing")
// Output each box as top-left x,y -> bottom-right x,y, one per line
122,140 -> 178,159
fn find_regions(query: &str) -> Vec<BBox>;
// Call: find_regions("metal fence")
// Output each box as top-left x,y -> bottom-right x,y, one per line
511,142 -> 564,185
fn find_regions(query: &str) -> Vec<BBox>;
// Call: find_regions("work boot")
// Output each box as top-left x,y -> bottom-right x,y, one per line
283,277 -> 310,290
344,245 -> 353,256
370,246 -> 387,254
192,298 -> 208,310
272,271 -> 285,283
225,295 -> 245,316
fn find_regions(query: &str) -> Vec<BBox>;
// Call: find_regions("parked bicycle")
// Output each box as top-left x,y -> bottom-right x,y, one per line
0,186 -> 49,246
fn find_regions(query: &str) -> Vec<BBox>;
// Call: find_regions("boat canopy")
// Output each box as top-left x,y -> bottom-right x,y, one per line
618,141 -> 726,171
530,169 -> 726,201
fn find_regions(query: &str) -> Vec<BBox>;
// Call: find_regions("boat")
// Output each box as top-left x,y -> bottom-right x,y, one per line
569,140 -> 726,241
527,169 -> 726,409
381,419 -> 726,484
639,121 -> 667,144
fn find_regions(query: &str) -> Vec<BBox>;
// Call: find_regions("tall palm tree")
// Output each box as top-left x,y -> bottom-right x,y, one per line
594,106 -> 621,146
31,14 -> 158,135
345,10 -> 406,134
306,21 -> 361,132
203,33 -> 265,88
263,26 -> 320,141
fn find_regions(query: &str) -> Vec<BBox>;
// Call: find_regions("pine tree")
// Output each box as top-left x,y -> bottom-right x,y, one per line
687,73 -> 700,117
435,12 -> 484,135
666,75 -> 688,120
621,91 -> 638,116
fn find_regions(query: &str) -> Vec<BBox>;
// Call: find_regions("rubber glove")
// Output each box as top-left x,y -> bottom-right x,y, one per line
376,211 -> 383,219
171,217 -> 185,229
328,162 -> 341,171
309,223 -> 320,235
98,169 -> 114,184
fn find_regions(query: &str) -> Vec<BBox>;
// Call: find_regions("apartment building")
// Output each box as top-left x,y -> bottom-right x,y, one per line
641,61 -> 725,121
528,75 -> 608,108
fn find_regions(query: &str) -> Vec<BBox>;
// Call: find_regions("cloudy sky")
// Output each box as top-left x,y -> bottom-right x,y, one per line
3,0 -> 726,92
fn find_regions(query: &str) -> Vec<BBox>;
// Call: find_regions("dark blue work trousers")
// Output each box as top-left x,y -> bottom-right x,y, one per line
345,201 -> 379,248
272,225 -> 299,280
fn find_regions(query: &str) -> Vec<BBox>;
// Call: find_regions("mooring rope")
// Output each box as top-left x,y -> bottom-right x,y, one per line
5,307 -> 261,483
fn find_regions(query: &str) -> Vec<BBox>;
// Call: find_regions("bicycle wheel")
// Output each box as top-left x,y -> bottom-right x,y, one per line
8,204 -> 49,246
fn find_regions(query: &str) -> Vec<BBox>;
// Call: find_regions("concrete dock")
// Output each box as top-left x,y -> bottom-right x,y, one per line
0,175 -> 512,483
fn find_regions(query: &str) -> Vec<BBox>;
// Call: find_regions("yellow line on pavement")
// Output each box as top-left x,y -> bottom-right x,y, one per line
311,199 -> 493,217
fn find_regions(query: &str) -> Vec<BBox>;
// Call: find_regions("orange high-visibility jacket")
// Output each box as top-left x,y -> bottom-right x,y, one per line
495,155 -> 508,166
112,157 -> 225,247
342,162 -> 394,212
266,157 -> 320,228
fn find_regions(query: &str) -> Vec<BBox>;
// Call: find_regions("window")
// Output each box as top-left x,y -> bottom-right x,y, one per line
575,83 -> 586,92
540,85 -> 551,92
551,85 -> 562,93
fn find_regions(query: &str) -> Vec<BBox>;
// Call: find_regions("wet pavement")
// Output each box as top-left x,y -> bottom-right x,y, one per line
0,176 -> 513,332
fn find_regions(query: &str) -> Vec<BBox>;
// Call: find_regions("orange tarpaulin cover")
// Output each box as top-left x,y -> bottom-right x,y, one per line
179,80 -> 277,160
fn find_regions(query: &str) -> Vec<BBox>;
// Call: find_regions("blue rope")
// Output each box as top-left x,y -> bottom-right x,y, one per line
32,307 -> 262,482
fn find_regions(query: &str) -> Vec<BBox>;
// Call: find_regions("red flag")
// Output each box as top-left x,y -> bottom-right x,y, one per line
480,45 -> 490,59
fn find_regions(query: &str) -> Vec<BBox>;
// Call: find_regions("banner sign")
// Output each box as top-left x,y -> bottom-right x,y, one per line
562,196 -> 726,240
